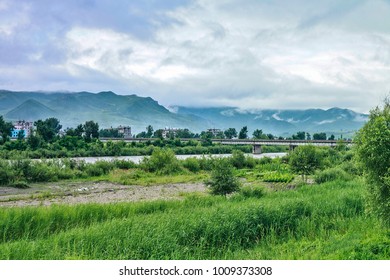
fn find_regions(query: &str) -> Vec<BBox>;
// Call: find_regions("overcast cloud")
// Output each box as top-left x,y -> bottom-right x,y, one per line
0,0 -> 389,112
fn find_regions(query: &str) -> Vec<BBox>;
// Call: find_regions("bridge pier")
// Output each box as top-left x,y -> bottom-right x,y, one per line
253,144 -> 262,154
289,145 -> 297,151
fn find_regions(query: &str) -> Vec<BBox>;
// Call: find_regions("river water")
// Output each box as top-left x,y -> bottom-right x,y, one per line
71,153 -> 288,164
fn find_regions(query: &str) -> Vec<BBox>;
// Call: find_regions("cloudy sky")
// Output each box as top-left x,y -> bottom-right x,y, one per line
1,0 -> 390,112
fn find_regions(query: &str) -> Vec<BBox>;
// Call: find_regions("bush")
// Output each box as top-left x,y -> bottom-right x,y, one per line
205,159 -> 241,195
230,150 -> 246,169
314,167 -> 351,184
239,185 -> 266,198
182,157 -> 201,173
142,148 -> 182,175
113,160 -> 137,170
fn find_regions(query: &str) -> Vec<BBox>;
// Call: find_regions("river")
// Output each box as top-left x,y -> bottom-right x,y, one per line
70,153 -> 288,164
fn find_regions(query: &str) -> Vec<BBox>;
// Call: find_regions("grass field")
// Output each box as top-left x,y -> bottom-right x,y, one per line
0,177 -> 388,260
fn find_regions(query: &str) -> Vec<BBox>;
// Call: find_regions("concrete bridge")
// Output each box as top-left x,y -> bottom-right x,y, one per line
100,138 -> 352,154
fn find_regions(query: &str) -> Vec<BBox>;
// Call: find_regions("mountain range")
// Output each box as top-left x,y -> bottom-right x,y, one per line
0,90 -> 368,137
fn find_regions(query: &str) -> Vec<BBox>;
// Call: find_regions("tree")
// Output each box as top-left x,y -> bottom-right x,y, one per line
83,120 -> 99,141
205,159 -> 241,195
34,118 -> 62,142
306,133 -> 311,140
355,99 -> 390,225
328,134 -> 335,140
146,125 -> 153,138
292,131 -> 306,140
238,126 -> 248,139
200,130 -> 213,146
289,145 -> 321,182
253,129 -> 267,139
0,116 -> 14,144
313,132 -> 327,140
224,128 -> 237,139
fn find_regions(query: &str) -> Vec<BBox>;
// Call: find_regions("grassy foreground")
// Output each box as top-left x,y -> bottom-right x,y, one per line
0,177 -> 388,260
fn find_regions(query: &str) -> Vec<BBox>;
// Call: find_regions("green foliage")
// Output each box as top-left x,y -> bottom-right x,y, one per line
313,132 -> 327,140
142,148 -> 182,175
314,167 -> 351,184
230,150 -> 246,169
289,145 -> 321,181
224,128 -> 237,139
1,178 -> 387,260
262,172 -> 294,183
34,118 -> 62,142
0,116 -> 14,144
239,185 -> 266,198
206,159 -> 241,195
182,157 -> 201,173
238,126 -> 248,139
355,99 -> 390,225
83,120 -> 99,141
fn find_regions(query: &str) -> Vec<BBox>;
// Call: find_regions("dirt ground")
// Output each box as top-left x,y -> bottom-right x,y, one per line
0,181 -> 207,207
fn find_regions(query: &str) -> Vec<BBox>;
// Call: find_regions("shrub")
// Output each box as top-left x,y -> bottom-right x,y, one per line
182,157 -> 201,173
314,167 -> 351,184
205,159 -> 241,195
230,150 -> 246,169
113,160 -> 136,170
239,185 -> 266,198
142,148 -> 182,175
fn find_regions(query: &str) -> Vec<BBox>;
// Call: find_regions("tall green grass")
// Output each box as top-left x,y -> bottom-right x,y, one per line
1,178 -> 387,260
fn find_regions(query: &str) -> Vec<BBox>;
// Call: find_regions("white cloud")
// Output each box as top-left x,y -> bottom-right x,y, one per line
1,0 -> 390,113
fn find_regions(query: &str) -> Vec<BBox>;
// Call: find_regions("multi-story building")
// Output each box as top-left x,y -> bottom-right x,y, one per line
117,125 -> 132,138
11,120 -> 33,138
161,128 -> 180,139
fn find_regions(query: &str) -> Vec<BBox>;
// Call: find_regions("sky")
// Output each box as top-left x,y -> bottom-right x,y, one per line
0,0 -> 390,113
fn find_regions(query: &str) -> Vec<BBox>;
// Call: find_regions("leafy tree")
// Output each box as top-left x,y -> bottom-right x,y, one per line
175,128 -> 195,138
328,134 -> 335,140
17,130 -> 25,141
313,132 -> 327,140
214,131 -> 225,139
200,131 -> 213,146
153,129 -> 163,139
238,126 -> 248,139
146,125 -> 154,138
224,128 -> 237,139
355,99 -> 390,225
267,134 -> 275,140
34,118 -> 62,142
289,145 -> 321,182
99,128 -> 122,138
0,116 -> 14,144
306,133 -> 311,140
292,131 -> 306,140
206,159 -> 241,195
84,120 -> 99,141
253,129 -> 267,139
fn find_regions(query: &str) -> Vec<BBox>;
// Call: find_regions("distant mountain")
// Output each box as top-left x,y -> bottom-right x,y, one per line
0,90 -> 205,132
5,99 -> 56,120
173,106 -> 368,137
0,90 -> 368,136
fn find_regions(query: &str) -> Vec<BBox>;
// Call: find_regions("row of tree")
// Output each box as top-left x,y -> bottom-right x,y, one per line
1,116 -> 340,145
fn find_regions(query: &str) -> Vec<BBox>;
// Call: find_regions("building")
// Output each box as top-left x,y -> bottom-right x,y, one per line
11,121 -> 33,138
117,125 -> 132,138
161,128 -> 180,139
207,128 -> 222,137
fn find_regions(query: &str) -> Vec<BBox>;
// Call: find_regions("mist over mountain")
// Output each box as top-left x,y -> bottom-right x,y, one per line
0,90 -> 368,136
